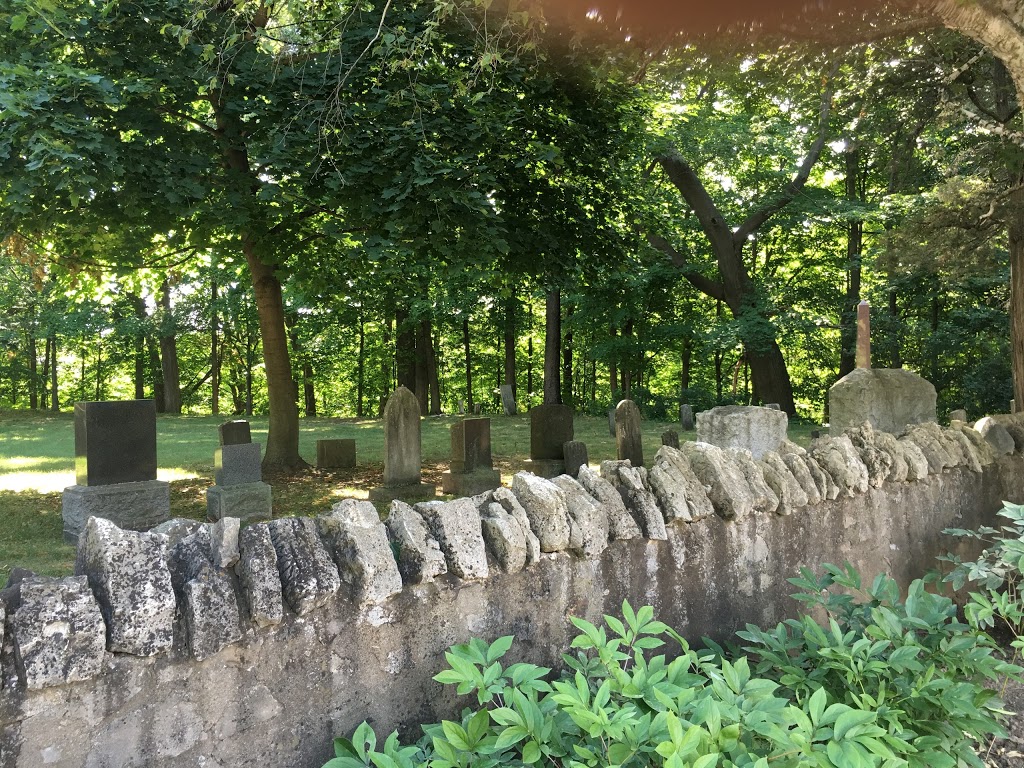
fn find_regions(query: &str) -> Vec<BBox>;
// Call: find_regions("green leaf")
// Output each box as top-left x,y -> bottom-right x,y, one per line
521,740 -> 541,764
10,13 -> 27,30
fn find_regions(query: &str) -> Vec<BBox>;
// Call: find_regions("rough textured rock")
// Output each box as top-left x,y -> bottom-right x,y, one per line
600,461 -> 667,539
150,518 -> 204,548
761,452 -> 809,515
236,523 -> 283,627
74,517 -> 175,656
727,449 -> 780,514
211,517 -> 240,569
320,500 -> 404,603
491,487 -> 542,564
577,466 -> 642,540
679,443 -> 755,520
511,472 -> 571,552
958,425 -> 997,466
1003,423 -> 1024,453
778,453 -> 820,505
918,423 -> 964,468
901,428 -> 945,474
648,446 -> 715,523
828,367 -> 937,435
385,501 -> 447,585
946,428 -> 983,473
265,517 -> 341,616
809,436 -> 862,497
480,503 -> 528,573
897,436 -> 930,480
12,576 -> 106,689
975,417 -> 1016,456
551,475 -> 610,557
182,563 -> 242,660
846,423 -> 894,488
871,431 -> 910,483
418,497 -> 489,580
696,405 -> 788,459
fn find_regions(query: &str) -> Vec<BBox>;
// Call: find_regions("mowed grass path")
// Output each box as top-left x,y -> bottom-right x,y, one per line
0,409 -> 817,580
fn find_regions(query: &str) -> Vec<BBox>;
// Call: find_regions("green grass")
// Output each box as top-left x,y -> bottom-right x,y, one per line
0,410 -> 819,580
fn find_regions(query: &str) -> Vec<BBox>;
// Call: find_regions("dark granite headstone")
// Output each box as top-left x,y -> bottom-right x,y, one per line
680,404 -> 695,431
74,400 -> 157,486
563,441 -> 589,478
450,418 -> 493,473
316,439 -> 356,469
215,443 -> 263,486
219,420 -> 252,446
615,399 -> 644,467
661,430 -> 680,449
530,404 -> 574,461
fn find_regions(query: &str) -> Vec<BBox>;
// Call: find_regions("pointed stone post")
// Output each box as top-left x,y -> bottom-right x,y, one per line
856,300 -> 871,369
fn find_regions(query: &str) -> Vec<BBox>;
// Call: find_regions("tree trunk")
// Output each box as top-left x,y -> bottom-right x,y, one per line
41,336 -> 51,410
1011,199 -> 1024,409
561,303 -> 574,406
527,334 -> 534,407
158,279 -> 182,414
356,312 -> 366,418
415,319 -> 430,416
839,145 -> 863,378
681,339 -> 692,392
462,314 -> 473,411
543,289 -> 562,405
395,307 -> 415,393
381,316 -> 393,416
27,332 -> 37,410
427,323 -> 441,415
48,334 -> 58,412
503,296 -> 517,399
211,277 -> 220,415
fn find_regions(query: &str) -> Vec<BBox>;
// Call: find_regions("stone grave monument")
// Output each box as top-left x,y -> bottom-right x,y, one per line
441,418 -> 501,495
696,405 -> 788,460
563,440 -> 589,477
499,385 -> 517,416
316,439 -> 356,470
369,387 -> 437,502
206,420 -> 273,523
62,400 -> 170,543
615,399 -> 644,467
662,429 -> 680,449
680,403 -> 695,431
525,403 -> 574,477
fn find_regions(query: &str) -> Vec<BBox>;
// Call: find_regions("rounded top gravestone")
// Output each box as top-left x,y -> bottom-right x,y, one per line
383,387 -> 423,487
615,399 -> 644,467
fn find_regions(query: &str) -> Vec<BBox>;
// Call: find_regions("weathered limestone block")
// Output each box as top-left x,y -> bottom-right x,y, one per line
75,517 -> 175,656
958,425 -> 997,466
903,425 -> 954,473
576,466 -> 643,540
551,475 -> 609,557
946,428 -> 983,473
727,448 -> 780,514
1003,422 -> 1024,452
917,423 -> 964,467
600,461 -> 667,539
168,525 -> 213,595
385,501 -> 447,585
236,523 -> 283,627
150,518 -> 204,548
419,497 -> 489,580
320,500 -> 404,604
182,563 -> 243,661
828,367 -> 936,435
511,472 -> 571,552
480,503 -> 528,573
871,431 -> 909,483
778,453 -> 820,505
896,436 -> 930,480
492,487 -> 541,565
761,452 -> 809,515
679,443 -> 755,520
13,576 -> 106,690
975,417 -> 1016,456
845,423 -> 894,488
648,446 -> 715,523
211,517 -> 240,570
696,405 -> 788,459
266,517 -> 341,616
803,454 -> 840,500
809,436 -> 869,496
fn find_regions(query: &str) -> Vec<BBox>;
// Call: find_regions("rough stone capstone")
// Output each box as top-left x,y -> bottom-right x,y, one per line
551,475 -> 610,557
385,501 -> 447,585
946,428 -> 983,473
845,423 -> 894,488
319,500 -> 404,604
903,424 -> 957,471
211,517 -> 240,570
74,517 -> 175,656
974,417 -> 1016,456
265,517 -> 341,616
480,503 -> 528,573
680,403 -> 695,431
679,443 -> 756,520
491,487 -> 542,564
563,441 -> 589,478
828,367 -> 937,435
600,461 -> 667,539
236,523 -> 283,627
316,439 -> 356,470
1003,422 -> 1024,452
150,518 -> 204,548
958,425 -> 997,466
12,576 -> 106,690
871,430 -> 910,483
418,497 -> 489,580
727,448 -> 780,514
661,430 -> 680,449
695,405 -> 788,460
803,454 -> 840,500
499,384 -> 517,416
648,446 -> 715,523
215,442 -> 263,487
760,452 -> 809,515
511,472 -> 571,552
577,465 -> 643,540
897,436 -> 931,480
74,400 -> 157,486
182,562 -> 243,661
776,453 -> 819,506
615,399 -> 644,467
808,436 -> 869,497
530,404 -> 574,461
949,409 -> 968,423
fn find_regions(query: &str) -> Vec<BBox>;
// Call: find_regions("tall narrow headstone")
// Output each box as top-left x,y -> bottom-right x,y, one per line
499,385 -> 517,416
441,418 -> 501,495
207,419 -> 273,523
526,403 -> 574,477
661,429 -> 680,449
680,404 -> 695,431
563,440 -> 589,478
62,400 -> 170,543
369,387 -> 437,502
856,300 -> 871,369
615,399 -> 644,467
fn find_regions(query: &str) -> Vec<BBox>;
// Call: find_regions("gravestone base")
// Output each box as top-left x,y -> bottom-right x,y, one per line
522,459 -> 565,479
206,482 -> 273,524
368,482 -> 437,504
441,469 -> 502,496
62,480 -> 170,544
316,439 -> 357,470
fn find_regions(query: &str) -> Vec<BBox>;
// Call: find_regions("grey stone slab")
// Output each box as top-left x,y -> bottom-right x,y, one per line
316,439 -> 356,470
828,368 -> 936,435
491,487 -> 542,564
12,576 -> 106,690
726,448 -> 780,514
845,423 -> 894,488
419,497 -> 489,580
680,404 -> 695,431
450,418 -> 493,473
615,400 -> 644,467
530,404 -> 573,461
696,405 -> 788,460
511,472 -> 571,552
265,517 -> 341,616
215,442 -> 263,487
500,385 -> 517,416
385,501 -> 447,585
661,430 -> 680,449
236,523 -> 283,628
679,443 -> 756,520
183,563 -> 243,661
760,453 -> 809,515
601,461 -> 667,540
480,503 -> 528,573
563,441 -> 588,478
211,517 -> 240,569
74,517 -> 175,656
648,446 -> 715,523
577,465 -> 642,540
219,420 -> 252,446
382,387 -> 423,487
62,480 -> 171,544
551,475 -> 609,557
778,453 -> 820,505
320,500 -> 404,605
441,469 -> 502,496
74,400 -> 157,486
150,518 -> 204,548
206,482 -> 273,524
975,416 -> 1016,456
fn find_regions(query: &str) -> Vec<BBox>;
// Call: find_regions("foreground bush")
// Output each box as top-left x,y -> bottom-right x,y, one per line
326,566 -> 1020,768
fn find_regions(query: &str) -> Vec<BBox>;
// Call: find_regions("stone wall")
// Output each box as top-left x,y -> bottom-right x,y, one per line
2,421 -> 1024,768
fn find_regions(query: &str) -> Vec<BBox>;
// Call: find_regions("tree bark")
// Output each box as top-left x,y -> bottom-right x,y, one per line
503,295 -> 517,399
427,322 -> 441,415
1011,196 -> 1024,409
415,318 -> 430,415
48,334 -> 58,412
543,289 -> 562,405
27,332 -> 37,410
211,277 -> 220,415
395,307 -> 416,393
356,312 -> 366,419
462,314 -> 473,410
839,145 -> 863,378
158,279 -> 182,414
562,302 -> 574,406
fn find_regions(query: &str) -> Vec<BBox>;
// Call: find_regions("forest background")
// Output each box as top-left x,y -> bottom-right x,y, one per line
0,0 -> 1017,471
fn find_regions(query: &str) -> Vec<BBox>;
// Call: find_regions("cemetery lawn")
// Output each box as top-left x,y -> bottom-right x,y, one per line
0,409 -> 818,580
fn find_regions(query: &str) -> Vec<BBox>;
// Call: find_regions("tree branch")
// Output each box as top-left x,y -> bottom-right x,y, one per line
655,150 -> 735,257
645,233 -> 727,301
